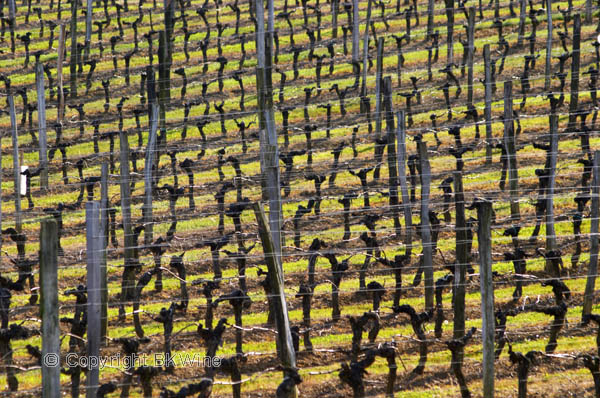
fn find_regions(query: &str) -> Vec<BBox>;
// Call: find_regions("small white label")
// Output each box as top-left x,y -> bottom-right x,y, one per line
20,166 -> 27,196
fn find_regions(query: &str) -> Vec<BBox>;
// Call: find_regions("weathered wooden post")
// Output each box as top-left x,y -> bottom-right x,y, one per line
544,0 -> 553,92
445,0 -> 455,66
545,110 -> 558,274
476,200 -> 494,397
427,0 -> 434,38
467,8 -> 475,108
504,81 -> 520,220
517,0 -> 526,47
8,95 -> 22,233
352,0 -> 359,63
57,24 -> 66,122
453,171 -> 467,339
84,0 -> 92,60
143,103 -> 159,246
418,141 -> 434,312
397,110 -> 412,254
383,77 -> 400,236
583,151 -> 600,318
586,0 -> 592,24
332,0 -> 338,38
256,0 -> 284,257
86,201 -> 101,397
70,0 -> 78,99
253,202 -> 298,398
568,14 -> 581,131
483,45 -> 493,165
40,218 -> 60,398
100,163 -> 108,343
36,62 -> 49,190
360,0 -> 373,98
119,129 -> 135,319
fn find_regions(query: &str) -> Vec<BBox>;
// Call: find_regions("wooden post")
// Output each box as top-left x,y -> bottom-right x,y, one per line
466,8 -> 475,108
119,129 -> 135,318
517,0 -> 526,47
568,14 -> 581,131
99,163 -> 109,343
256,0 -> 284,258
84,0 -> 93,60
143,103 -> 159,246
157,30 -> 169,131
360,0 -> 373,98
483,45 -> 493,165
86,201 -> 101,397
253,202 -> 297,398
397,111 -> 412,253
586,0 -> 592,24
57,24 -> 66,122
8,95 -> 22,233
418,141 -> 434,312
70,0 -> 78,99
40,218 -> 60,398
503,81 -> 520,220
332,0 -> 338,38
427,0 -> 434,38
544,0 -> 553,92
545,112 -> 558,261
453,171 -> 467,339
352,0 -> 359,63
445,0 -> 455,66
476,200 -> 494,398
383,77 -> 400,236
36,62 -> 49,190
374,37 -> 384,139
583,151 -> 600,318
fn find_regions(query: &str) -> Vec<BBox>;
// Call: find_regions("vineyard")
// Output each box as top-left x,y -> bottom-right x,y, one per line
0,0 -> 599,396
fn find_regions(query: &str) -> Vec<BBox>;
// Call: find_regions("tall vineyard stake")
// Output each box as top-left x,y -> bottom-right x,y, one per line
352,0 -> 359,63
158,30 -> 169,131
544,0 -> 553,92
467,8 -> 475,108
360,0 -> 373,98
256,0 -> 283,257
483,45 -> 493,164
374,37 -> 384,136
517,0 -> 526,47
40,218 -> 60,398
84,0 -> 93,61
253,203 -> 298,398
445,0 -> 455,66
383,77 -> 401,236
427,0 -> 434,38
397,110 -> 412,254
476,200 -> 494,397
119,129 -> 135,319
373,37 -> 385,180
86,201 -> 101,397
70,0 -> 77,99
545,110 -> 558,274
332,0 -> 338,38
36,62 -> 49,190
8,95 -> 22,233
568,14 -> 581,131
418,141 -> 434,312
586,0 -> 592,24
57,24 -> 66,122
143,103 -> 159,246
504,81 -> 520,220
100,163 -> 109,343
583,151 -> 600,318
453,171 -> 467,339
